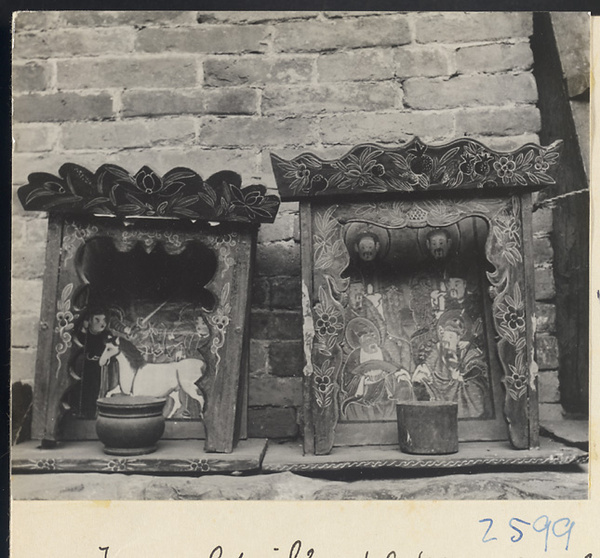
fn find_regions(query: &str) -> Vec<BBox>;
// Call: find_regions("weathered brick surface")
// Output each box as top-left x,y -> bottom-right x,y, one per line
535,303 -> 556,333
404,74 -> 537,110
60,11 -> 197,27
13,124 -> 59,152
533,236 -> 554,265
13,11 -> 60,31
538,370 -> 560,403
319,111 -> 456,145
197,11 -> 314,24
249,376 -> 302,406
204,57 -> 314,86
61,118 -> 196,150
249,340 -> 269,376
317,49 -> 394,81
11,316 -> 40,348
456,106 -> 541,136
13,29 -> 134,60
270,277 -> 302,310
533,207 -> 553,234
12,245 -> 46,279
12,62 -> 51,92
122,88 -> 258,118
256,241 -> 301,276
247,407 -> 298,439
269,341 -> 303,377
11,279 -> 44,317
539,403 -> 564,422
13,92 -> 114,123
250,311 -> 303,341
200,116 -> 317,147
534,267 -> 556,301
455,42 -> 534,75
414,12 -> 532,44
263,83 -> 399,115
136,26 -> 269,54
274,15 -> 411,52
258,213 -> 296,243
57,57 -> 197,90
536,334 -> 560,370
394,46 -> 451,78
11,349 -> 38,384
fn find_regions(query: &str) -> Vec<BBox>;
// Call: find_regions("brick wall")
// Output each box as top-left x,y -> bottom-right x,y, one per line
12,10 -> 563,439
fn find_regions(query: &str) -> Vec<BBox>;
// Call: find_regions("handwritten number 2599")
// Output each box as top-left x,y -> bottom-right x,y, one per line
479,517 -> 574,551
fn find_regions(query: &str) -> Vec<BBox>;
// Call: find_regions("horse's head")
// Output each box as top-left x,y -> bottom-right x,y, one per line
99,335 -> 121,367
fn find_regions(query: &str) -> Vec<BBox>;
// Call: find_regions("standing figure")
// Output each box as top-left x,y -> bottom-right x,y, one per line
70,307 -> 110,418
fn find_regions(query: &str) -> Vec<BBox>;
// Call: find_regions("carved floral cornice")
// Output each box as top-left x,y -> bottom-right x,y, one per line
271,137 -> 562,201
17,164 -> 280,224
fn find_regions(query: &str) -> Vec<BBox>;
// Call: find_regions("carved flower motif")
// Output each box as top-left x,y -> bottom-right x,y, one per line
135,168 -> 163,195
371,163 -> 386,177
32,458 -> 57,470
314,375 -> 332,393
508,364 -> 527,391
188,459 -> 211,472
493,157 -> 517,182
534,155 -> 550,172
315,309 -> 343,337
503,304 -> 525,332
212,314 -> 230,332
105,459 -> 128,472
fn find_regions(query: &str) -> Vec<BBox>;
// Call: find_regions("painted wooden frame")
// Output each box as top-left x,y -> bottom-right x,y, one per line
272,138 -> 561,455
18,166 -> 279,454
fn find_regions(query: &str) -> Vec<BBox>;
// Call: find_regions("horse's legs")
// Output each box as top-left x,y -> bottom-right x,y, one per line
166,390 -> 181,419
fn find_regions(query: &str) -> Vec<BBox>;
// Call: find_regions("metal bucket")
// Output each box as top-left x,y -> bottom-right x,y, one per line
396,401 -> 459,454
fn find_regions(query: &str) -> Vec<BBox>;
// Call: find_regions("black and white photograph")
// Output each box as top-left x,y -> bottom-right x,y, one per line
11,10 -> 590,512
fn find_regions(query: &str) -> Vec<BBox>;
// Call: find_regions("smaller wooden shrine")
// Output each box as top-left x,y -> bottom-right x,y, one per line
18,164 -> 280,454
271,137 -> 562,456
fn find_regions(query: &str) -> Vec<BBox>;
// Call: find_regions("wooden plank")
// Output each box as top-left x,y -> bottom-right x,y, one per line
31,215 -> 64,442
203,229 -> 254,453
261,438 -> 588,473
12,438 -> 268,474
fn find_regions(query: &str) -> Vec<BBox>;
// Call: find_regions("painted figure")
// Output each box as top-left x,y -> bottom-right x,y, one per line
341,318 -> 413,421
412,309 -> 489,418
69,307 -> 110,419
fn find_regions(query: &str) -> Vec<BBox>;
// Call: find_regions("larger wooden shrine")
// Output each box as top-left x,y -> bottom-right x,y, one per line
18,164 -> 280,454
271,137 -> 562,455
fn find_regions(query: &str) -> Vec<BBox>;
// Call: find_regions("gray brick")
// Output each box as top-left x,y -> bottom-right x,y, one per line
249,376 -> 303,406
456,106 -> 541,136
534,267 -> 556,301
533,236 -> 554,265
455,42 -> 534,74
319,110 -> 456,145
536,334 -> 559,370
57,57 -> 197,90
250,311 -> 303,340
13,11 -> 60,31
404,73 -> 538,110
204,56 -> 314,86
11,349 -> 38,384
317,49 -> 395,81
12,124 -> 59,152
13,93 -> 113,123
11,279 -> 43,317
533,207 -> 553,234
12,62 -> 51,93
269,341 -> 303,377
394,46 -> 451,78
136,25 -> 269,54
263,83 -> 398,116
13,28 -> 134,59
256,241 -> 301,276
538,370 -> 560,403
270,277 -> 302,310
200,116 -> 317,147
249,340 -> 269,376
535,302 -> 556,333
247,407 -> 299,439
415,12 -> 532,44
274,15 -> 411,52
60,11 -> 196,27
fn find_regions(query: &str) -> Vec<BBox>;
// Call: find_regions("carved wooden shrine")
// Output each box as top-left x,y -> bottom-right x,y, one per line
18,164 -> 280,453
271,138 -> 562,455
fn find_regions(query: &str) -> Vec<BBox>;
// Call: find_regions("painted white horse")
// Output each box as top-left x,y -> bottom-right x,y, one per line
99,336 -> 205,418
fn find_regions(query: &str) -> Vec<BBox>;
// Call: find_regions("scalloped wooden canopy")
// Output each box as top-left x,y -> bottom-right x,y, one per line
17,164 -> 280,224
271,137 -> 562,201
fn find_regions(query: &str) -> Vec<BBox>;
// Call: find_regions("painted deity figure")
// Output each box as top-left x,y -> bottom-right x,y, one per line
412,309 -> 489,418
341,318 -> 413,421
